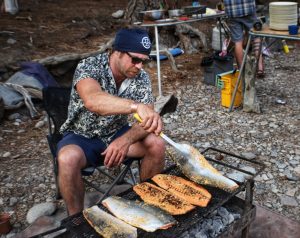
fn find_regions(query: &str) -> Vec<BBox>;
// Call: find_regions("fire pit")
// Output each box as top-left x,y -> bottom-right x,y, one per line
32,147 -> 264,238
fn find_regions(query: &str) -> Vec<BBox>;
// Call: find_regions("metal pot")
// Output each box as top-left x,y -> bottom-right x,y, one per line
183,5 -> 206,16
168,9 -> 184,18
140,9 -> 166,21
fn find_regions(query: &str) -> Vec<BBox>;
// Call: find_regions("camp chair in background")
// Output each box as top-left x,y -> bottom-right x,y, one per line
42,86 -> 141,202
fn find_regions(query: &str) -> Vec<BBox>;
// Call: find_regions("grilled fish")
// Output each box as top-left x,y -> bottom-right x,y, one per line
172,144 -> 239,191
133,182 -> 195,215
83,205 -> 137,238
102,196 -> 177,232
152,174 -> 212,207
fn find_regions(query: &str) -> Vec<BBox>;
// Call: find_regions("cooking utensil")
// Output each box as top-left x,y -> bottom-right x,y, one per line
133,113 -> 197,159
140,10 -> 166,21
168,9 -> 183,18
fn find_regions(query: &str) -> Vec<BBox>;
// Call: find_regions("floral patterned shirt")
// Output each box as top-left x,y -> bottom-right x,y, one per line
60,52 -> 154,145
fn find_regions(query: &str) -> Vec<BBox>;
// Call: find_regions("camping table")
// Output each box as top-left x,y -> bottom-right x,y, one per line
135,12 -> 226,97
229,26 -> 300,112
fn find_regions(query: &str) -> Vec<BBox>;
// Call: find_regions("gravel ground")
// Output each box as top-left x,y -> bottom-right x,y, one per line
0,46 -> 299,237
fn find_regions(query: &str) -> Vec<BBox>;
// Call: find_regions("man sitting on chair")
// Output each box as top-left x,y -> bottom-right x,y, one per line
57,28 -> 165,215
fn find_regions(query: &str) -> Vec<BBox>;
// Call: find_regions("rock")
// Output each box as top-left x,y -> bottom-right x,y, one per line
112,10 -> 124,19
35,120 -> 45,128
241,152 -> 257,160
14,216 -> 63,238
2,152 -> 11,158
280,195 -> 298,207
7,38 -> 17,44
294,166 -> 300,176
26,202 -> 57,224
9,197 -> 18,206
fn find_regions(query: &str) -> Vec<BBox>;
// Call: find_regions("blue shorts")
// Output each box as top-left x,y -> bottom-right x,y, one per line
57,125 -> 131,167
227,14 -> 257,42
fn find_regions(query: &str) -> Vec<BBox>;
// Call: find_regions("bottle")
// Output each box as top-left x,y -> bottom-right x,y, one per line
282,40 -> 289,54
192,1 -> 200,7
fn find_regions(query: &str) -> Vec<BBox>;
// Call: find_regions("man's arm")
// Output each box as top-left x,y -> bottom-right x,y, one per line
102,123 -> 149,167
76,78 -> 162,135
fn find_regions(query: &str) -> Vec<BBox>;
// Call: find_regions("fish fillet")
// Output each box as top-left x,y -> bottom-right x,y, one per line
83,205 -> 137,238
173,144 -> 239,191
102,196 -> 177,232
152,174 -> 212,207
133,182 -> 195,215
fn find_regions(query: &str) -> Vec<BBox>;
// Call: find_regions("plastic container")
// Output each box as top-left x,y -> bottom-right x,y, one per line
203,53 -> 234,86
216,70 -> 242,108
212,26 -> 226,51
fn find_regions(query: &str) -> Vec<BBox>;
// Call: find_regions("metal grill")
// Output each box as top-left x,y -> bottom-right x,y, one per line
32,147 -> 264,238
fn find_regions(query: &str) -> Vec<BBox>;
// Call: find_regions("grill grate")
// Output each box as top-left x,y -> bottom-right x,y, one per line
38,147 -> 264,238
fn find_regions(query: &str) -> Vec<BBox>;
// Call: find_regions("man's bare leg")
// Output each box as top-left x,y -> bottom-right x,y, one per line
57,145 -> 87,215
234,40 -> 244,68
128,134 -> 165,181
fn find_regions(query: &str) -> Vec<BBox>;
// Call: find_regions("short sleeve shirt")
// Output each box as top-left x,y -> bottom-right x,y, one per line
60,52 -> 154,145
224,0 -> 256,18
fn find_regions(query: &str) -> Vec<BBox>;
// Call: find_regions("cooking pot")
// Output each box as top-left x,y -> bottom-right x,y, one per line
140,9 -> 166,21
168,9 -> 184,18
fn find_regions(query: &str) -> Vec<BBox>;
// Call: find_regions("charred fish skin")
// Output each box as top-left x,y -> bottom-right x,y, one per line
172,144 -> 239,192
102,196 -> 177,232
83,205 -> 137,238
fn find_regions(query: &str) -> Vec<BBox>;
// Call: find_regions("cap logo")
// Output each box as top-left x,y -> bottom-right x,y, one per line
141,36 -> 151,49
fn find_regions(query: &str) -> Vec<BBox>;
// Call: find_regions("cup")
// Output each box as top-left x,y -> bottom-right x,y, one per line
288,25 -> 299,35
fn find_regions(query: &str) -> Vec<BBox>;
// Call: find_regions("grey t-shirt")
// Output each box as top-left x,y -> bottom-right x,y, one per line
60,52 -> 153,145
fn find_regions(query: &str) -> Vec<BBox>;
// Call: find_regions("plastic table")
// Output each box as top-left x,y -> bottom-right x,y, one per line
135,12 -> 226,97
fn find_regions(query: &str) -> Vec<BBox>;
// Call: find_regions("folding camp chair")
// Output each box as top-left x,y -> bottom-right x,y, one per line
42,86 -> 140,202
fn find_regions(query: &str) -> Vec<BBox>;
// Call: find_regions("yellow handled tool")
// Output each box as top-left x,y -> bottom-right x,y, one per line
133,113 -> 196,158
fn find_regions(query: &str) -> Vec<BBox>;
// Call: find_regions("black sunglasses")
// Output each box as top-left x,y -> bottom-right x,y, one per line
125,52 -> 152,65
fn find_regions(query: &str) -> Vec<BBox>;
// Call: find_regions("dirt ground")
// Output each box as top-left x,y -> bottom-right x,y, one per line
1,0 -> 300,236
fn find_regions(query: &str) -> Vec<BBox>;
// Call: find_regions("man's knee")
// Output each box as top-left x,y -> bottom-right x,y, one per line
145,134 -> 165,152
57,145 -> 86,171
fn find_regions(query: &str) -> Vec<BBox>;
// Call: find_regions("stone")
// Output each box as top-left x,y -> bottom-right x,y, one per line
9,197 -> 18,206
26,202 -> 57,224
2,152 -> 11,158
35,120 -> 45,128
280,195 -> 298,207
241,152 -> 257,160
112,10 -> 124,18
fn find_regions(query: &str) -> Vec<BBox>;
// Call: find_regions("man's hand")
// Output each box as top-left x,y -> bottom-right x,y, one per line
135,104 -> 163,136
102,136 -> 131,168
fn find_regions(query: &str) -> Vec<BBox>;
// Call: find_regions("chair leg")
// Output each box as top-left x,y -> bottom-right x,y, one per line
97,163 -> 133,204
82,178 -> 106,194
54,175 -> 62,200
128,168 -> 138,185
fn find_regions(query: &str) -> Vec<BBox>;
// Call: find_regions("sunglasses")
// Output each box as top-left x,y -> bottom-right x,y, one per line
125,52 -> 152,65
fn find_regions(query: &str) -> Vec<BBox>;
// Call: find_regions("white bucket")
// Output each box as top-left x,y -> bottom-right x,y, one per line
212,26 -> 226,51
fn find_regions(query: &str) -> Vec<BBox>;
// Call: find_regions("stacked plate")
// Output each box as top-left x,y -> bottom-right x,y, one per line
269,2 -> 298,30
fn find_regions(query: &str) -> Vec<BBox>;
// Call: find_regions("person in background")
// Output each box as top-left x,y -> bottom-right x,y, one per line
57,28 -> 166,215
223,0 -> 265,78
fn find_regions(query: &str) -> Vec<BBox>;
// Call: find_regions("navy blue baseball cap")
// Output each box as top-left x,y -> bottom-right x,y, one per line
113,28 -> 152,55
